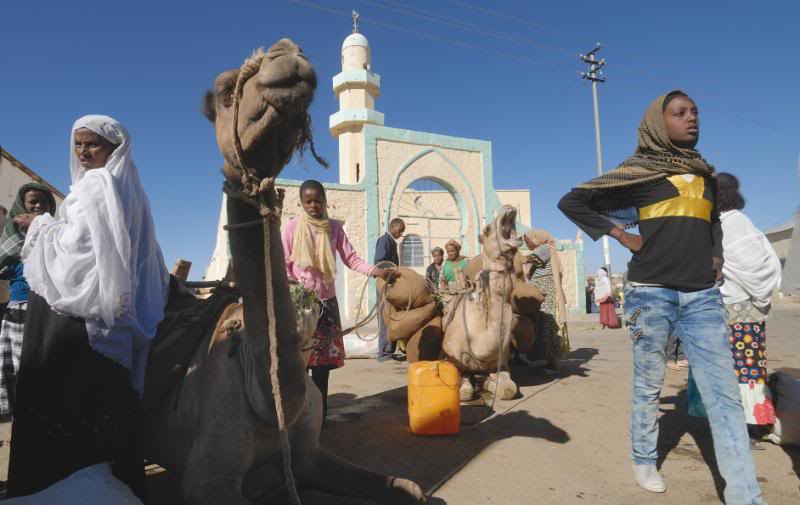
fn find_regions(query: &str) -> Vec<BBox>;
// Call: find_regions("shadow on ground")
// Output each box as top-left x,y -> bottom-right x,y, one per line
323,385 -> 569,497
148,381 -> 570,504
657,390 -> 726,502
510,346 -> 599,390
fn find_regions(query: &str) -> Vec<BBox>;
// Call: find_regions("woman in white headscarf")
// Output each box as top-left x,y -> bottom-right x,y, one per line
7,115 -> 169,499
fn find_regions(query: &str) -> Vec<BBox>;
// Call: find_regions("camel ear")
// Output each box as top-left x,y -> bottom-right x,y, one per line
202,90 -> 216,122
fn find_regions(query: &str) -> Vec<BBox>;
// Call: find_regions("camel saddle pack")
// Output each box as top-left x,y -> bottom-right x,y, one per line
143,276 -> 240,413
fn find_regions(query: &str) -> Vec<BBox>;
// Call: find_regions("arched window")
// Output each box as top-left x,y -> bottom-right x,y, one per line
400,234 -> 424,267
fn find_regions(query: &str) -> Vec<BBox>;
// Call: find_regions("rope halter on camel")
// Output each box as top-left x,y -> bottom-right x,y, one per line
224,48 -> 301,505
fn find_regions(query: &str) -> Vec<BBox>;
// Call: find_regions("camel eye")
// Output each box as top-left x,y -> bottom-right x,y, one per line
220,91 -> 234,108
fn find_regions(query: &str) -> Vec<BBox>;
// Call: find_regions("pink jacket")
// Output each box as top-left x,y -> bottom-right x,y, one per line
281,217 -> 376,301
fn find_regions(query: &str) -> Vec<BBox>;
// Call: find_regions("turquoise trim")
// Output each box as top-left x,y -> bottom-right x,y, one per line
332,70 -> 381,95
329,109 -> 384,133
276,178 -> 364,192
558,240 -> 587,315
362,125 -> 493,306
381,147 -> 479,256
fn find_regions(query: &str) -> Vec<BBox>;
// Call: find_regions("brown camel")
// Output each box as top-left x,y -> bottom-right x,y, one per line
143,39 -> 424,505
441,205 -> 523,401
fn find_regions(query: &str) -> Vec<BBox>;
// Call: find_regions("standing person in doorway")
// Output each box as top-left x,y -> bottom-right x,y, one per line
558,91 -> 765,504
374,217 -> 404,362
594,267 -> 620,329
441,239 -> 468,288
283,180 -> 398,417
425,247 -> 445,291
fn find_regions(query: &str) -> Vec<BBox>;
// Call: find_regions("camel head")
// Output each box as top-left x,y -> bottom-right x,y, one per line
203,38 -> 327,186
479,205 -> 524,265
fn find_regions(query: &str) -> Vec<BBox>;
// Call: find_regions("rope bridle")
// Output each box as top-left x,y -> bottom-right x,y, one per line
222,49 -> 301,505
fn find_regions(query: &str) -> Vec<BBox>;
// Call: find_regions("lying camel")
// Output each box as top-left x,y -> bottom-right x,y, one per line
441,206 -> 524,401
143,39 -> 424,505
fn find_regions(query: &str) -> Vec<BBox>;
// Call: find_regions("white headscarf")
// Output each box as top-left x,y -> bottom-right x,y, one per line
22,115 -> 169,391
719,210 -> 782,308
593,268 -> 613,303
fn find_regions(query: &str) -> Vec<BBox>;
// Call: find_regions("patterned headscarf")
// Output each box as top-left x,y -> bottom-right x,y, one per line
0,182 -> 56,273
577,91 -> 714,191
524,229 -> 568,326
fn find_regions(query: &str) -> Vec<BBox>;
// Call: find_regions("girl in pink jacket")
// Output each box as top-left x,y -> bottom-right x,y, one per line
282,180 -> 394,418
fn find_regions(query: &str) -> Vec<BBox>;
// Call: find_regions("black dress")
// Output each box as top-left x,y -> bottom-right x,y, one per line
7,291 -> 146,500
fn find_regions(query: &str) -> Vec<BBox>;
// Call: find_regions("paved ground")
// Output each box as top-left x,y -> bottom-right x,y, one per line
309,306 -> 799,505
1,306 -> 798,504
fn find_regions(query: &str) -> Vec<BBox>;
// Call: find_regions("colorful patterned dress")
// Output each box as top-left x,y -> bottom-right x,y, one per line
527,245 -> 570,360
727,301 -> 775,425
687,300 -> 775,426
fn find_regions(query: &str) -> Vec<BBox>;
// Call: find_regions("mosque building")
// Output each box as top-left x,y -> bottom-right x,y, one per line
205,23 -> 586,324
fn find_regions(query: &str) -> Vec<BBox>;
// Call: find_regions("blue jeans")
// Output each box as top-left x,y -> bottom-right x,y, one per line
623,285 -> 766,505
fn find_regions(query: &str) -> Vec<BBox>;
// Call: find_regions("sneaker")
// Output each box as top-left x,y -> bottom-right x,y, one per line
632,464 -> 666,493
666,361 -> 681,371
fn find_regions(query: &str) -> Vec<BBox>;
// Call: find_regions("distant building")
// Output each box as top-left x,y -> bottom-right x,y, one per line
1,147 -> 65,211
765,218 -> 794,269
768,212 -> 800,296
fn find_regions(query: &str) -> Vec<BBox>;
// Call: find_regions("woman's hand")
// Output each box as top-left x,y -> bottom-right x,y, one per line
712,257 -> 724,284
13,214 -> 37,233
609,228 -> 643,253
375,267 -> 401,282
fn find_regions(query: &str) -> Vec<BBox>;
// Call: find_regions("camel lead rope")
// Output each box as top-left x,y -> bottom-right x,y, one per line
259,185 -> 302,505
230,49 -> 302,505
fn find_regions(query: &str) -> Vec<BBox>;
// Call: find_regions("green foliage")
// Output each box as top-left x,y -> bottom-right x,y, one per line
290,282 -> 319,313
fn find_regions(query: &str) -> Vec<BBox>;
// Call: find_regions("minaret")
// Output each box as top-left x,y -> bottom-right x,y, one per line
329,11 -> 384,184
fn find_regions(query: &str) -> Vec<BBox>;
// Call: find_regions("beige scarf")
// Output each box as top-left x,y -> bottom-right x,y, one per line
577,91 -> 714,191
526,229 -> 568,326
291,209 -> 337,282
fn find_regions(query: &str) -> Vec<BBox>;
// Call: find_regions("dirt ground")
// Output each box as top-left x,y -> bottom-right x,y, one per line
1,307 -> 798,504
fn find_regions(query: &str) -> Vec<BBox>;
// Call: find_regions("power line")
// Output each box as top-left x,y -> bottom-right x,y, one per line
291,0 -> 576,73
442,0 -> 584,40
355,0 -> 574,56
292,0 -> 799,138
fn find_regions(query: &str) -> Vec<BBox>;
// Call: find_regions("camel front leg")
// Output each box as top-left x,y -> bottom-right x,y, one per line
181,440 -> 255,505
299,447 -> 425,504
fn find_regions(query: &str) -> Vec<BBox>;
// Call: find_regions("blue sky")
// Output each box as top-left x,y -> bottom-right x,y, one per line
2,0 -> 797,278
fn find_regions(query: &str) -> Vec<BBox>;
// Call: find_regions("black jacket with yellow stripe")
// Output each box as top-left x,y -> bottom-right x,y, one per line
559,174 -> 722,291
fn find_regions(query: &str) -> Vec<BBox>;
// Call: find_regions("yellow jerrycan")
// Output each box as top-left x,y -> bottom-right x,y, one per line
407,360 -> 460,435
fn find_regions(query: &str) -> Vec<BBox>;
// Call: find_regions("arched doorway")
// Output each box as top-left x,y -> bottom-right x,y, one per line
396,178 -> 464,272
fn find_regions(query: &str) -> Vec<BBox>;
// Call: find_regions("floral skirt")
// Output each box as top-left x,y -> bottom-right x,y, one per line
307,297 -> 345,369
730,321 -> 775,425
687,321 -> 776,426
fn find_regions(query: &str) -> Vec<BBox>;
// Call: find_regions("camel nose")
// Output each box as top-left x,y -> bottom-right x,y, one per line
265,38 -> 302,60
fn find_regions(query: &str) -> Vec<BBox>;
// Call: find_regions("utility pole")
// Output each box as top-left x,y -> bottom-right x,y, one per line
580,43 -> 611,276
